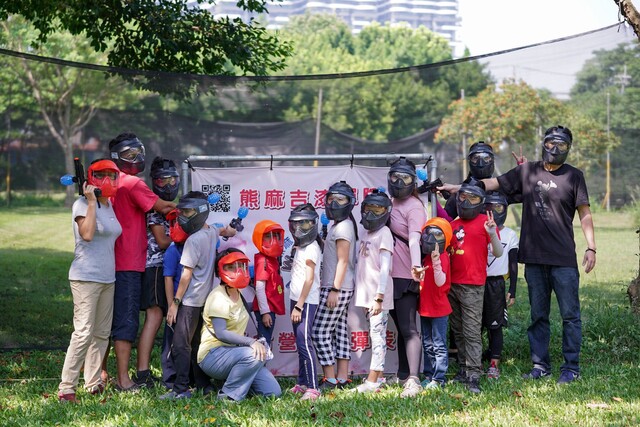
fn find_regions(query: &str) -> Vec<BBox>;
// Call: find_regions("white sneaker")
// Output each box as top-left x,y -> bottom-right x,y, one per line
353,380 -> 381,393
400,377 -> 422,398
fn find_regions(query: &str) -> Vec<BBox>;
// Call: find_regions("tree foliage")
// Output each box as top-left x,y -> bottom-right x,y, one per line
0,17 -> 142,205
571,41 -> 640,203
436,80 -> 618,172
0,1 -> 291,76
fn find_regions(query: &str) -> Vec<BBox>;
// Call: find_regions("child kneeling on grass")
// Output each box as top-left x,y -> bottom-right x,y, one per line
415,217 -> 453,391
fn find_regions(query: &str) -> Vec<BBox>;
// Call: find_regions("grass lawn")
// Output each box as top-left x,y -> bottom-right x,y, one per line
1,205 -> 639,426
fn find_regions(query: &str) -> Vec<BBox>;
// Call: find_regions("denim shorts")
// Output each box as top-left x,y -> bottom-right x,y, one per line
112,271 -> 142,342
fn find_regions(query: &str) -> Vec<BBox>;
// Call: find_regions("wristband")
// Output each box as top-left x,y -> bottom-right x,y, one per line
293,305 -> 303,312
585,248 -> 596,254
330,287 -> 340,293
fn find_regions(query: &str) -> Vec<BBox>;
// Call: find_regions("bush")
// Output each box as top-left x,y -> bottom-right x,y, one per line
0,191 -> 65,208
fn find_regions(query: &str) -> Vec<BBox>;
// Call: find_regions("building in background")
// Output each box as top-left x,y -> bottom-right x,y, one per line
192,0 -> 463,57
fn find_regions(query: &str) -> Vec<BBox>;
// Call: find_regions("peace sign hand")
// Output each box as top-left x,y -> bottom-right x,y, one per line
484,210 -> 497,236
511,146 -> 527,165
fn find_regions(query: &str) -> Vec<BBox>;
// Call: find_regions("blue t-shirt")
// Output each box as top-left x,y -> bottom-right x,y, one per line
163,242 -> 184,293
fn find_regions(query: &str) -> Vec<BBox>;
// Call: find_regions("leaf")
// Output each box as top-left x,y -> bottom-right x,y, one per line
612,397 -> 623,402
330,411 -> 345,420
586,402 -> 610,409
513,390 -> 523,398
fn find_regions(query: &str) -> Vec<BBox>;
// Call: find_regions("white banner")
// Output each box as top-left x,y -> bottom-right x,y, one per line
191,165 -> 426,376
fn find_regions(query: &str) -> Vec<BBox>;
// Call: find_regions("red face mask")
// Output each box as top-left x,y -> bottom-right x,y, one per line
87,160 -> 120,197
166,209 -> 188,243
218,252 -> 251,289
261,229 -> 284,258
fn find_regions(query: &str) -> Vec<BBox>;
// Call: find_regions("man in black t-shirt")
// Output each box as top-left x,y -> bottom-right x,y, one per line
441,125 -> 596,385
484,126 -> 596,384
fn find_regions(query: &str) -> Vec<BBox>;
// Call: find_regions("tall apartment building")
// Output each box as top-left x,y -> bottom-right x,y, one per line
195,0 -> 462,56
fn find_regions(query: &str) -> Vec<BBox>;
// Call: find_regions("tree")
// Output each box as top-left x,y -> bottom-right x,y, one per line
571,42 -> 640,204
435,80 -> 619,173
616,1 -> 640,41
0,1 -> 291,78
0,17 -> 143,206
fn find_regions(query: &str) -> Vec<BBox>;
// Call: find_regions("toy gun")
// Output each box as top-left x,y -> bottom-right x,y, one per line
223,206 -> 248,241
320,212 -> 330,240
59,157 -> 101,198
415,168 -> 449,199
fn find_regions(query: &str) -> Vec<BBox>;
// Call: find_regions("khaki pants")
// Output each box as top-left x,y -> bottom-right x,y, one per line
59,281 -> 114,394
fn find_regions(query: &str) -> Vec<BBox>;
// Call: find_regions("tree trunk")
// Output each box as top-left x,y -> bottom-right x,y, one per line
616,0 -> 640,40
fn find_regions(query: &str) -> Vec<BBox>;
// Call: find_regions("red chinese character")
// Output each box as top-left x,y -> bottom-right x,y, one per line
264,189 -> 286,210
350,330 -> 371,352
313,189 -> 328,208
362,187 -> 376,199
351,187 -> 359,206
239,189 -> 260,210
386,330 -> 397,351
290,189 -> 309,208
278,332 -> 297,353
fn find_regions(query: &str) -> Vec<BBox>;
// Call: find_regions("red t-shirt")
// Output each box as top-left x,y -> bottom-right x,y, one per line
252,253 -> 285,315
112,172 -> 158,272
450,214 -> 492,285
419,253 -> 452,318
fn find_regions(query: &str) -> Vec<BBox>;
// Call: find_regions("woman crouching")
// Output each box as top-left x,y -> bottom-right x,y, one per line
197,249 -> 282,401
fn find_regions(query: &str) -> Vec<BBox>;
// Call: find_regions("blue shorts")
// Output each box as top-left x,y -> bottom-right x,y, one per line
112,271 -> 142,342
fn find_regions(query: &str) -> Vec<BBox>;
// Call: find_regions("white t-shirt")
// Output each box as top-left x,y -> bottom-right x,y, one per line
68,197 -> 122,284
487,226 -> 519,276
289,241 -> 322,305
321,219 -> 357,291
355,226 -> 394,310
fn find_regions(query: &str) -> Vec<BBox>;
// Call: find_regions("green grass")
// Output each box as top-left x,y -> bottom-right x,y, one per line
1,206 -> 640,426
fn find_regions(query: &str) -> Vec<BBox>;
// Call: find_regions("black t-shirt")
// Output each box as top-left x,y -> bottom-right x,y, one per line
497,161 -> 589,268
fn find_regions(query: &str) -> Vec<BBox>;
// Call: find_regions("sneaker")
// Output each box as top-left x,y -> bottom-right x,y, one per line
400,377 -> 422,398
385,375 -> 408,387
289,384 -> 308,394
466,377 -> 481,394
318,378 -> 338,391
353,380 -> 381,393
87,383 -> 105,395
58,392 -> 78,403
113,382 -> 141,393
423,380 -> 443,390
420,378 -> 431,388
134,371 -> 160,389
557,370 -> 580,385
216,391 -> 237,402
522,367 -> 551,380
487,364 -> 500,380
300,388 -> 321,401
451,370 -> 467,384
158,390 -> 192,400
337,378 -> 352,389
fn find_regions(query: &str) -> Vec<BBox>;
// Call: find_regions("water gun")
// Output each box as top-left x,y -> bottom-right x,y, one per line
60,157 -> 101,198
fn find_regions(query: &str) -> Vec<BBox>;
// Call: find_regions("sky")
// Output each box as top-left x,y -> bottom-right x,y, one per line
458,0 -> 622,56
457,0 -> 635,98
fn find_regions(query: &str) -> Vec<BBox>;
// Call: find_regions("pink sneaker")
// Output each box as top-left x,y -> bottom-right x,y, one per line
300,388 -> 321,401
289,384 -> 307,394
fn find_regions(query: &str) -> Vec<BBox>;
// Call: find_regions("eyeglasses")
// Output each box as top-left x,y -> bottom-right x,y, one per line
92,171 -> 117,180
118,146 -> 145,162
389,172 -> 414,185
544,139 -> 570,153
363,204 -> 387,215
469,153 -> 493,165
153,176 -> 178,187
326,193 -> 350,205
458,191 -> 482,205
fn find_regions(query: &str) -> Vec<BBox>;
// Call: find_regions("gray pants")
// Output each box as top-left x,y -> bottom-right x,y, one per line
448,283 -> 485,379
